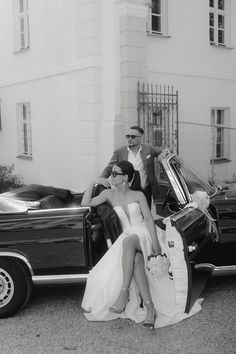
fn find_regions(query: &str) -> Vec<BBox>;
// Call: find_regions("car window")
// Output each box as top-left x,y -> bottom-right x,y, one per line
154,157 -> 169,184
154,159 -> 172,203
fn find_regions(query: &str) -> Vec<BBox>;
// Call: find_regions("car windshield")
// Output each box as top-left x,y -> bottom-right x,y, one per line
169,156 -> 216,197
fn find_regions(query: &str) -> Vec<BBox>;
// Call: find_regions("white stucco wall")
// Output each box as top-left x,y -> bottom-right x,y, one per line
0,0 -> 121,191
146,0 -> 236,182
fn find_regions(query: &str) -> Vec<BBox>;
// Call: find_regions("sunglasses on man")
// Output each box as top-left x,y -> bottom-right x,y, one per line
125,134 -> 141,139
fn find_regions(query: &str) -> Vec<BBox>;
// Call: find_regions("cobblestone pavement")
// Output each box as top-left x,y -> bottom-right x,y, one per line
0,275 -> 235,354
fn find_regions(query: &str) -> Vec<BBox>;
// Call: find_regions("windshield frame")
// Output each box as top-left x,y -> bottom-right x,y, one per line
160,154 -> 217,205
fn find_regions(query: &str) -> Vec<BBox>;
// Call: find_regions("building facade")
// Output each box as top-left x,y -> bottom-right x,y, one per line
0,0 -> 236,191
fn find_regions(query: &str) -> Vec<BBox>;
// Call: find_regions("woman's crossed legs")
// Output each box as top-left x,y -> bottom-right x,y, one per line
110,235 -> 156,327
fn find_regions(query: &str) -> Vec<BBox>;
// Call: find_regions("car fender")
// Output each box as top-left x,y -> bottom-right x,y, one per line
0,250 -> 34,276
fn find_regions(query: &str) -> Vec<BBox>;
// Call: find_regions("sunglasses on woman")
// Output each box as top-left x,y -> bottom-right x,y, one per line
111,171 -> 125,177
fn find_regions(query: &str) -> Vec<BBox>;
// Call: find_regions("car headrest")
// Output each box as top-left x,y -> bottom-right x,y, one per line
92,184 -> 109,198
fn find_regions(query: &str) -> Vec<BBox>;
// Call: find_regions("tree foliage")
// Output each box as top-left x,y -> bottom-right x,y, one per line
0,164 -> 23,193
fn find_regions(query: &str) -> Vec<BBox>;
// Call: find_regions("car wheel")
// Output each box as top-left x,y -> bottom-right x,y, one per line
0,258 -> 32,318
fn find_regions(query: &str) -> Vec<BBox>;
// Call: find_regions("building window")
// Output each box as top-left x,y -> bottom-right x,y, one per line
17,103 -> 32,158
211,108 -> 230,162
209,0 -> 231,46
147,0 -> 168,36
14,0 -> 30,51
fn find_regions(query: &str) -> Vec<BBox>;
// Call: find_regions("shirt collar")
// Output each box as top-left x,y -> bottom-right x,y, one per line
127,144 -> 143,152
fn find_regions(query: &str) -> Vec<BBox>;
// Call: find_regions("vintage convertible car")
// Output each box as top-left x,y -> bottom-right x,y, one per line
0,153 -> 235,318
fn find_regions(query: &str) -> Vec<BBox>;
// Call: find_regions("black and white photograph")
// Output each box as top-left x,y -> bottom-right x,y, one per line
0,1 -> 235,353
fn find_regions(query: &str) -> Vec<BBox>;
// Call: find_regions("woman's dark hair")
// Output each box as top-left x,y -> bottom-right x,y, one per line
115,161 -> 142,191
115,161 -> 135,182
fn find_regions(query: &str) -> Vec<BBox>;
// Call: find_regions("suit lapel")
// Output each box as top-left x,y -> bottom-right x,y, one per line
120,146 -> 128,160
140,144 -> 148,171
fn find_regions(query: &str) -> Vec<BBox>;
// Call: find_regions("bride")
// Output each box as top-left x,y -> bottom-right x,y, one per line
81,161 -> 202,329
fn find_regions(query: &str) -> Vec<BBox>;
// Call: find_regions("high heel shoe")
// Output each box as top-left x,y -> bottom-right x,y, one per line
143,301 -> 157,329
109,287 -> 129,314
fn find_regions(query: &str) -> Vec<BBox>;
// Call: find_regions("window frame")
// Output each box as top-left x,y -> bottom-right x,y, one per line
209,0 -> 231,47
17,102 -> 33,159
211,107 -> 230,163
13,0 -> 30,52
147,0 -> 169,37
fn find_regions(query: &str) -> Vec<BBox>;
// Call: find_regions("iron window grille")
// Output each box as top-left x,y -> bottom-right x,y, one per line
17,102 -> 32,158
14,0 -> 30,51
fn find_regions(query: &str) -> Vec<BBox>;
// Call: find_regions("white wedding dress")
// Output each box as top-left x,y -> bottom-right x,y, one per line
82,202 -> 203,328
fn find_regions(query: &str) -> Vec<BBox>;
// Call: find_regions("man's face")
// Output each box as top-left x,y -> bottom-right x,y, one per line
125,129 -> 143,147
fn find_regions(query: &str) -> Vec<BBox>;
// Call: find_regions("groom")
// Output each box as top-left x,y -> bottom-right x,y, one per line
95,125 -> 170,247
99,125 -> 170,208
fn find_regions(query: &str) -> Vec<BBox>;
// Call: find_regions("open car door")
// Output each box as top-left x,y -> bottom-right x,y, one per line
155,154 -> 218,312
165,206 -> 213,313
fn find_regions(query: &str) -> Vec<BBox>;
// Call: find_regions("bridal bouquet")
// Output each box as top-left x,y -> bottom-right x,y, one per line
146,253 -> 170,276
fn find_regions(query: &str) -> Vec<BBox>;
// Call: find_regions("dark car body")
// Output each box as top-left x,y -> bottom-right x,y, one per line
0,153 -> 235,318
155,154 -> 236,274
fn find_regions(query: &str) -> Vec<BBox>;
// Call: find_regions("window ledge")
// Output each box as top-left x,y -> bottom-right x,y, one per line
147,32 -> 171,39
13,47 -> 30,54
210,158 -> 231,164
17,155 -> 33,160
210,43 -> 234,50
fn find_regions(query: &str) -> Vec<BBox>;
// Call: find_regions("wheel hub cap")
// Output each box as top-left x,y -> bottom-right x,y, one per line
0,269 -> 14,308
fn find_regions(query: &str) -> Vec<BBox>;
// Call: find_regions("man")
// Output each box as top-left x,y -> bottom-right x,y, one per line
100,125 -> 170,208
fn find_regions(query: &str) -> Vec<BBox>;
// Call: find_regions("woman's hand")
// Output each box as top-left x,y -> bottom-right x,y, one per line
95,178 -> 111,188
152,246 -> 162,256
152,239 -> 162,256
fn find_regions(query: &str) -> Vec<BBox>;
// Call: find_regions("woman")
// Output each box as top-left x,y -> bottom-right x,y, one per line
81,161 -> 202,329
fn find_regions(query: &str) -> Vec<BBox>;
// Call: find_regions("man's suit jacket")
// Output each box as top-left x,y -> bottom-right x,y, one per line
100,143 -> 163,200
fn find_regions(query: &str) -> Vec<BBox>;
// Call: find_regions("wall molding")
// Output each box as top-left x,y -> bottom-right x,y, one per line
148,67 -> 236,82
0,57 -> 102,88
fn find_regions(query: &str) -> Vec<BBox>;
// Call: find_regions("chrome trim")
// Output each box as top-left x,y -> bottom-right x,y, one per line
195,263 -> 236,276
170,207 -> 194,222
32,273 -> 88,285
161,155 -> 187,205
210,185 -> 219,199
29,206 -> 91,214
0,252 -> 34,276
162,154 -> 217,203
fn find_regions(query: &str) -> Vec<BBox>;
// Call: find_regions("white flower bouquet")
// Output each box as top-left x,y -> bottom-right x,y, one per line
146,253 -> 170,276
